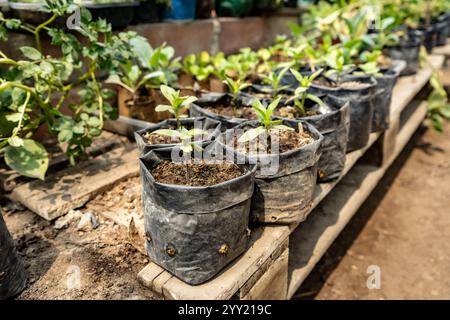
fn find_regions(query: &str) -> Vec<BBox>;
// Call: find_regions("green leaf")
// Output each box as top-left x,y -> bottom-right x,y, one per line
40,61 -> 54,74
4,139 -> 49,180
155,104 -> 174,114
20,46 -> 42,61
152,129 -> 181,138
87,117 -> 100,127
8,136 -> 24,147
238,127 -> 267,143
129,37 -> 153,67
105,74 -> 134,93
268,96 -> 282,114
5,113 -> 21,122
272,124 -> 295,131
73,123 -> 85,134
289,68 -> 304,83
58,129 -> 73,143
159,85 -> 177,104
181,96 -> 198,107
306,94 -> 325,106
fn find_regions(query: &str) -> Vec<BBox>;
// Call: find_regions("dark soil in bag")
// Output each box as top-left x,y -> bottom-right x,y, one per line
0,213 -> 27,299
216,120 -> 323,224
189,93 -> 256,130
310,75 -> 377,152
139,148 -> 257,285
134,117 -> 221,156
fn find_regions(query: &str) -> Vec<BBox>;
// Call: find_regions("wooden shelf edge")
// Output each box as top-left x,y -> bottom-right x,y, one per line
286,100 -> 428,298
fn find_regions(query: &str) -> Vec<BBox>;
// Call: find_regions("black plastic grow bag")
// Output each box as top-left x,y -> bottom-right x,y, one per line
189,93 -> 256,130
139,148 -> 257,285
370,61 -> 406,132
276,98 -> 350,182
436,15 -> 450,46
414,25 -> 437,53
0,213 -> 26,299
387,32 -> 422,76
134,117 -> 222,156
216,120 -> 323,224
310,75 -> 377,153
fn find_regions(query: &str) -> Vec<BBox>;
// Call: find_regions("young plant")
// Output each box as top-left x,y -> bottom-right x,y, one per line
362,17 -> 400,51
182,51 -> 214,82
0,0 -> 138,179
153,85 -> 197,129
286,69 -> 325,116
129,36 -> 180,88
151,85 -> 205,156
324,47 -> 355,84
260,65 -> 291,97
223,76 -> 250,116
105,61 -> 164,98
238,97 -> 293,144
420,48 -> 450,132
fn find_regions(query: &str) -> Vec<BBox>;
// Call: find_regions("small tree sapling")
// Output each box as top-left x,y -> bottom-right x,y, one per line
285,69 -> 325,116
238,97 -> 294,144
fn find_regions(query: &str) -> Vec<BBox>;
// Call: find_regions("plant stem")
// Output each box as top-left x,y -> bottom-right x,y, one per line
34,14 -> 57,53
0,58 -> 18,66
91,74 -> 104,129
11,92 -> 31,139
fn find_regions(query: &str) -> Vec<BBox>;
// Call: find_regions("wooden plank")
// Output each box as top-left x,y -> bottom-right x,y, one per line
238,238 -> 288,298
390,54 -> 444,119
137,264 -> 165,289
138,226 -> 290,300
11,146 -> 140,221
287,100 -> 428,298
432,42 -> 450,57
241,248 -> 289,300
0,131 -> 128,192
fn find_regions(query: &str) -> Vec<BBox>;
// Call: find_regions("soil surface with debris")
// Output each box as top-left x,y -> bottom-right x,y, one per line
152,161 -> 244,186
294,121 -> 450,300
2,177 -> 154,300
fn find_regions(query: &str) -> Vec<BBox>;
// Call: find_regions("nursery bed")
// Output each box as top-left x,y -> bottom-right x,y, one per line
4,53 -> 445,299
137,54 -> 445,300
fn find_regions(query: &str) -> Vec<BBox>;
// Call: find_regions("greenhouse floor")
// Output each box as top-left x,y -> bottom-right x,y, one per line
294,121 -> 450,300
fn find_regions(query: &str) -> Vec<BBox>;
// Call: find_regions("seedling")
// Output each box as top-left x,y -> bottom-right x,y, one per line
286,69 -> 325,116
260,65 -> 291,97
354,50 -> 383,77
129,37 -> 180,88
324,47 -> 355,84
182,51 -> 214,82
105,61 -> 164,97
362,17 -> 400,51
154,85 -> 198,129
420,48 -> 450,132
150,85 -> 206,154
238,97 -> 293,144
223,76 -> 251,116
